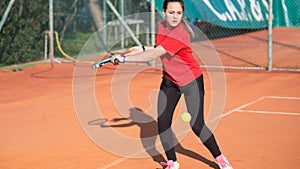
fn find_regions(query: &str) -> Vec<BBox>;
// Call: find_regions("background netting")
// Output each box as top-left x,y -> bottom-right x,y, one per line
1,0 -> 299,70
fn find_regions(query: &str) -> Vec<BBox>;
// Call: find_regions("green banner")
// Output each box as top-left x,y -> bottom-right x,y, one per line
152,0 -> 299,28
194,0 -> 269,28
273,0 -> 300,27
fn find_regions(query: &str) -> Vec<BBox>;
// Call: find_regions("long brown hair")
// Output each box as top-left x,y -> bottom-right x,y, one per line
163,0 -> 195,37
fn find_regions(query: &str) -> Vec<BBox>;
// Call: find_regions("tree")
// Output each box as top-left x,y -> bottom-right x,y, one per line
0,0 -> 49,65
87,0 -> 103,31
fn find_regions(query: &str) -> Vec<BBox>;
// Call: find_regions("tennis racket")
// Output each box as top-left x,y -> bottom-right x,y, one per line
92,55 -> 119,69
92,50 -> 131,69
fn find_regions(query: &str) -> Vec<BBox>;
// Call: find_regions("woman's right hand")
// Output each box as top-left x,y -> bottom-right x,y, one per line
111,54 -> 123,64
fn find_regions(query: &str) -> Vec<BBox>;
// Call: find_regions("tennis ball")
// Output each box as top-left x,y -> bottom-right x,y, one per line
181,112 -> 191,122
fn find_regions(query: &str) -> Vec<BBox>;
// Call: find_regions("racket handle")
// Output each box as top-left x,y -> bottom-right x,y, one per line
92,63 -> 100,69
92,63 -> 99,69
92,57 -> 112,69
92,54 -> 120,69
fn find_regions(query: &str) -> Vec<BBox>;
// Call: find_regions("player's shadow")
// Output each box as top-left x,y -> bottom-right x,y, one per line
98,107 -> 219,169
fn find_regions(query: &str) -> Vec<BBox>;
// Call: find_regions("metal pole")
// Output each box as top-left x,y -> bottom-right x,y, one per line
44,33 -> 48,60
151,0 -> 156,46
105,0 -> 142,46
103,0 -> 107,47
149,0 -> 156,66
120,0 -> 125,49
49,0 -> 54,63
267,0 -> 273,71
0,0 -> 15,32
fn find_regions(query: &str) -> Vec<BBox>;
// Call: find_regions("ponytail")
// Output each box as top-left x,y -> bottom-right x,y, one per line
182,19 -> 195,38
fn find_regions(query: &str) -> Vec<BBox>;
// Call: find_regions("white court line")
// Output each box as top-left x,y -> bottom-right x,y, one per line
97,149 -> 149,169
207,95 -> 300,123
236,109 -> 300,116
207,96 -> 266,124
233,96 -> 300,116
265,96 -> 300,100
98,157 -> 128,169
219,96 -> 267,118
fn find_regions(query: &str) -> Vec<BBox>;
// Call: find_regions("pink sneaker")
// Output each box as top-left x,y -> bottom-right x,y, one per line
215,154 -> 233,169
160,160 -> 180,169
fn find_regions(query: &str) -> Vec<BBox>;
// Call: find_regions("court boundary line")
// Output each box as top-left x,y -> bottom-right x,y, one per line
235,109 -> 300,116
224,96 -> 300,117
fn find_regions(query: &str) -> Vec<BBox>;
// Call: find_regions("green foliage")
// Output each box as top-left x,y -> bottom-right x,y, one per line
0,0 -> 49,65
0,0 -> 97,66
0,0 -> 151,66
55,31 -> 93,57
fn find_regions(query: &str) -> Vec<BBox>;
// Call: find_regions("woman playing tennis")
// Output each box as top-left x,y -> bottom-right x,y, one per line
111,0 -> 233,168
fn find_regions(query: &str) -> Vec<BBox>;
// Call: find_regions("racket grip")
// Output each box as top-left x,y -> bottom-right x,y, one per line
92,63 -> 100,69
92,57 -> 111,69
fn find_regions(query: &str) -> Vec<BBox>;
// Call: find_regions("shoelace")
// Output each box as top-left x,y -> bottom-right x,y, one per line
160,160 -> 174,169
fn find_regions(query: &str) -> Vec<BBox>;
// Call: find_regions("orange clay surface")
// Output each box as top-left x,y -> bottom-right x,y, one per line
1,29 -> 300,169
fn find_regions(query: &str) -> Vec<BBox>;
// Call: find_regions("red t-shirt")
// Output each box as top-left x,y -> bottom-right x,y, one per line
156,21 -> 202,86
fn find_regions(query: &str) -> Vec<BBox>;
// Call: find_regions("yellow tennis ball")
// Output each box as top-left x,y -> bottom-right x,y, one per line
181,112 -> 191,122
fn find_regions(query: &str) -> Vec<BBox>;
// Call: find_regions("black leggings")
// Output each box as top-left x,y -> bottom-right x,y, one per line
157,75 -> 221,161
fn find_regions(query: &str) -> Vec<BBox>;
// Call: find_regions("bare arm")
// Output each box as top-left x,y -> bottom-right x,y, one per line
112,45 -> 167,63
126,45 -> 155,55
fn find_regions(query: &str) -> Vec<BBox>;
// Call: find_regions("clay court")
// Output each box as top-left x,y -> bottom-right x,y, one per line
1,28 -> 300,169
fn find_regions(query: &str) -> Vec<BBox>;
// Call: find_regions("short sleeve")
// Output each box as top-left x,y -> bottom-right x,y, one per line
158,36 -> 186,56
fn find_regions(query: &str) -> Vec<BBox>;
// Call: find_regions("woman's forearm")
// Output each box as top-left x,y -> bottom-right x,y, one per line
113,45 -> 167,63
125,46 -> 166,62
143,45 -> 155,51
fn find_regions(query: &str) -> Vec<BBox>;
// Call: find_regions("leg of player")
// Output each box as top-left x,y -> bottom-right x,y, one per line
182,75 -> 233,169
158,77 -> 181,169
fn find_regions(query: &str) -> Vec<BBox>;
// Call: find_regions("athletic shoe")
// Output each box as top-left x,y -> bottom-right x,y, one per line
160,160 -> 180,169
215,154 -> 233,169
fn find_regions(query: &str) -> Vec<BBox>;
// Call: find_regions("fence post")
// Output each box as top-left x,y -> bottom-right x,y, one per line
267,0 -> 273,71
149,0 -> 156,66
44,32 -> 48,60
105,0 -> 142,46
49,0 -> 54,63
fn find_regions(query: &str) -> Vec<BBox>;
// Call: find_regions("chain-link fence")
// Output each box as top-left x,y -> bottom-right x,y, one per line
1,0 -> 299,71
